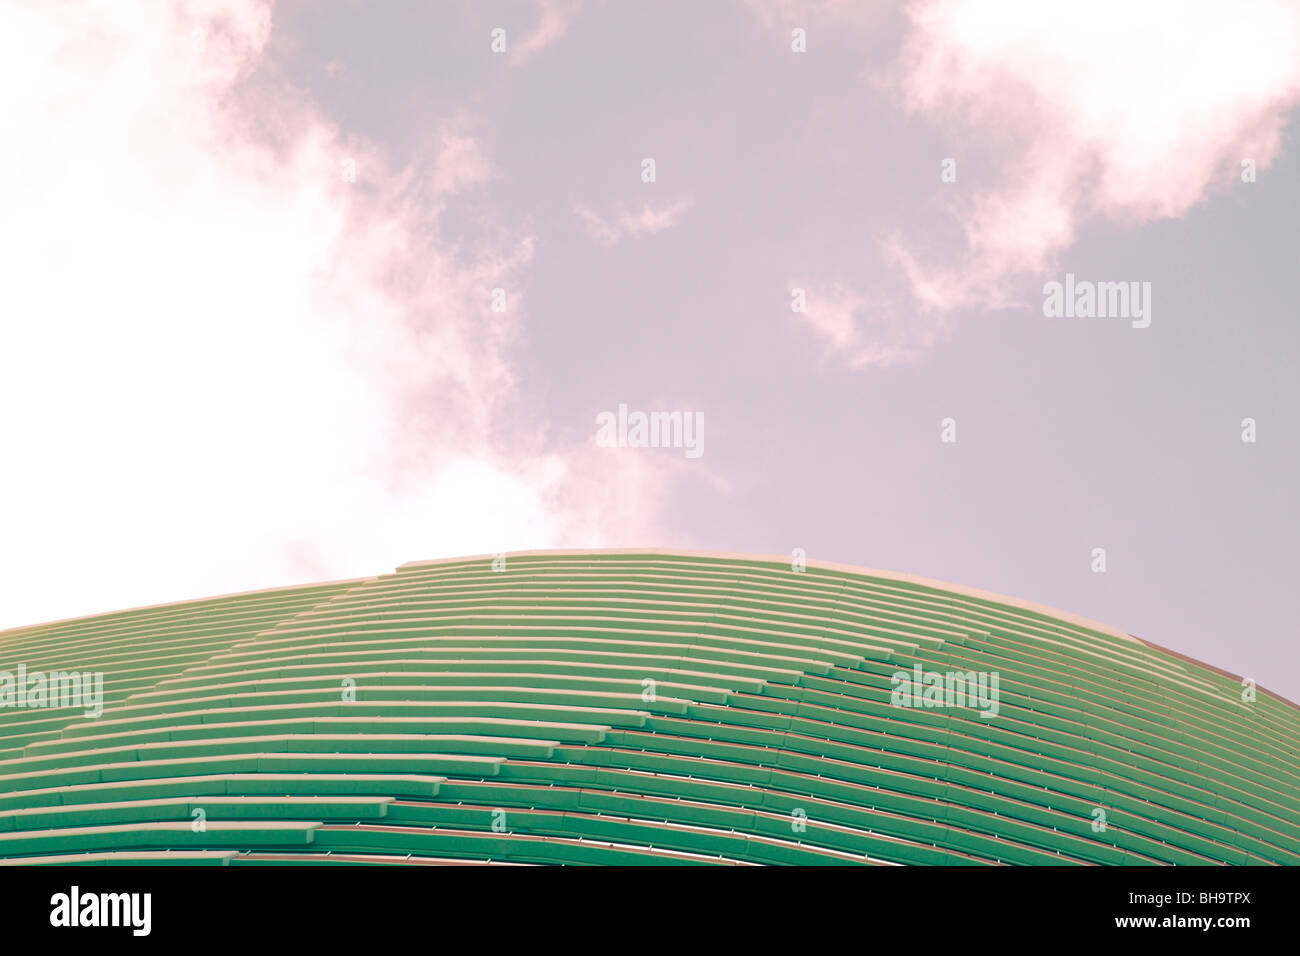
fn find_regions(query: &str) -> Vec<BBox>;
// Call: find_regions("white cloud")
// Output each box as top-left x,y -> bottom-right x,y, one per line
0,0 -> 671,629
885,0 -> 1300,312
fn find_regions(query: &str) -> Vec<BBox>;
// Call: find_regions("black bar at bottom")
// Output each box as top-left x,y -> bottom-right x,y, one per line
0,864 -> 1287,943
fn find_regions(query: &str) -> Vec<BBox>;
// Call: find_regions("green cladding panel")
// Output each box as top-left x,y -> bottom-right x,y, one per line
0,551 -> 1295,866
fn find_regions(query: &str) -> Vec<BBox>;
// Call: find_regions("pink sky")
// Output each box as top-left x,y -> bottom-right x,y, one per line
1,0 -> 1297,701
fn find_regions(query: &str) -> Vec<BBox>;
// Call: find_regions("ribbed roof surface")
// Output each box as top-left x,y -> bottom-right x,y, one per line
1,551 -> 1296,865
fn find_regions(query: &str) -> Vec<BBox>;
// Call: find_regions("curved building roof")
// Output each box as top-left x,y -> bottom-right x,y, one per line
0,550 -> 1296,865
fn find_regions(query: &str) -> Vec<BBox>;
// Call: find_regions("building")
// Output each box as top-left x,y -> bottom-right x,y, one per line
1,550 -> 1295,865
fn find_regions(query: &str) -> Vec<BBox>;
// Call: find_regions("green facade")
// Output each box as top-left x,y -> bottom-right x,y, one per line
1,551 -> 1296,865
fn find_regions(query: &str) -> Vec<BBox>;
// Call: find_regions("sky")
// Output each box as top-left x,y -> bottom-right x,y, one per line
0,0 -> 1296,702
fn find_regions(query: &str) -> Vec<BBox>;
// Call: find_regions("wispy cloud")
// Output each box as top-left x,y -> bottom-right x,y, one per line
510,0 -> 582,66
575,198 -> 692,247
792,279 -> 950,368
